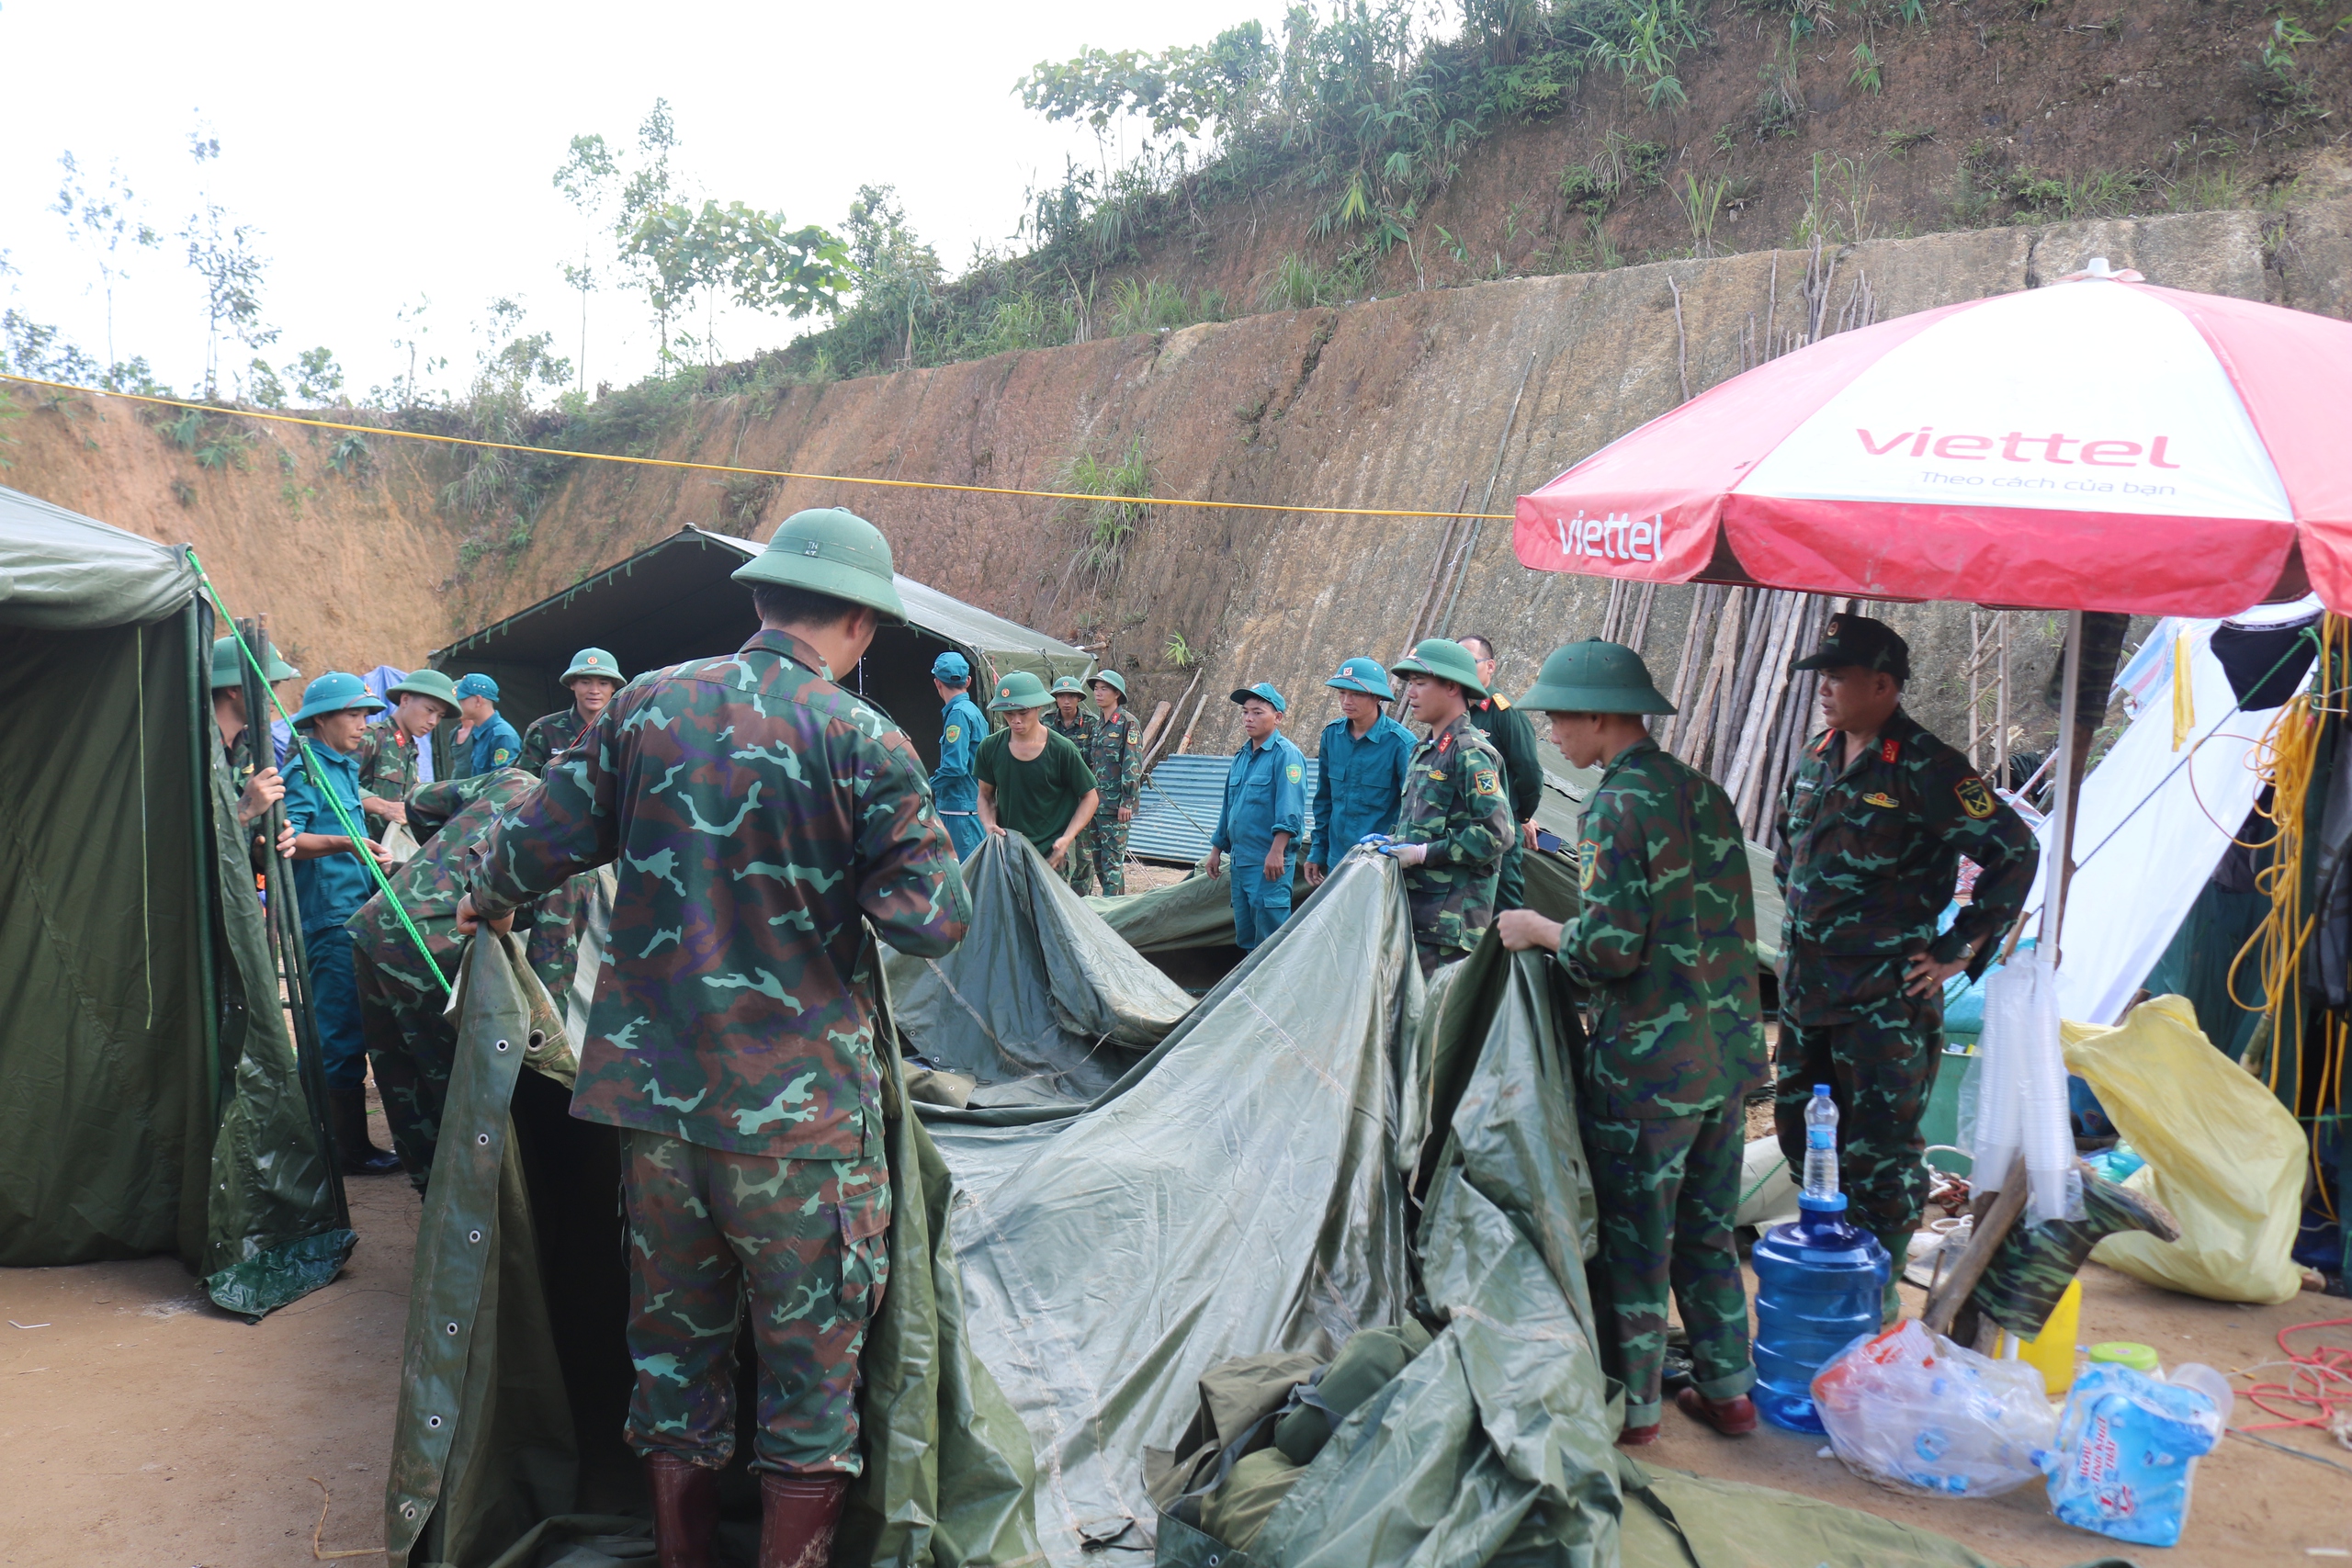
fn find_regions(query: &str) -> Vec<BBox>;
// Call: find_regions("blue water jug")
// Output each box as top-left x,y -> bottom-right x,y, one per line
1750,1191 -> 1890,1434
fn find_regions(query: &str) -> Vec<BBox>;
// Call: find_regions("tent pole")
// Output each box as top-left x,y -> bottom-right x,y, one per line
2045,611 -> 2086,969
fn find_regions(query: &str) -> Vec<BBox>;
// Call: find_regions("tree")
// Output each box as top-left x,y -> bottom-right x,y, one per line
552,133 -> 617,394
180,135 -> 275,401
52,152 -> 159,375
287,346 -> 344,404
842,185 -> 944,368
384,296 -> 447,409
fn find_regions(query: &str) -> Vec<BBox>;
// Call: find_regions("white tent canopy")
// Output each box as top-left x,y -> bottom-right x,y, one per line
2028,596 -> 2319,1023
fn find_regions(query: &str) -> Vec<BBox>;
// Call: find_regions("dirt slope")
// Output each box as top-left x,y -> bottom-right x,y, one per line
12,197 -> 2350,749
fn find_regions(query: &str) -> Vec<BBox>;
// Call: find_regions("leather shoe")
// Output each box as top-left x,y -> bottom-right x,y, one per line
1614,1422 -> 1661,1447
759,1471 -> 848,1568
1675,1388 -> 1758,1436
644,1452 -> 719,1568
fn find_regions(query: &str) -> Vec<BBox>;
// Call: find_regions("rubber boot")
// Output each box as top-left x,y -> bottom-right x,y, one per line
758,1472 -> 848,1568
1675,1388 -> 1758,1436
328,1087 -> 401,1177
644,1453 -> 720,1568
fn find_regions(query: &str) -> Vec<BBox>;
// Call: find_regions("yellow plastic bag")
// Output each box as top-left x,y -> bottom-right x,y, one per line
2061,995 -> 2304,1305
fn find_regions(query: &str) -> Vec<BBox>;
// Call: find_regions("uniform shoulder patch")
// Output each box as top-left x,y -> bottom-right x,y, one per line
1577,838 -> 1598,891
1473,767 -> 1500,795
944,724 -> 961,742
1955,774 -> 1997,819
1285,762 -> 1303,783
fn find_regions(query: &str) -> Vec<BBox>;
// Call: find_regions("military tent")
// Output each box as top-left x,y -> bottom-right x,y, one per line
428,525 -> 1091,766
0,485 -> 350,1313
389,833 -> 2024,1568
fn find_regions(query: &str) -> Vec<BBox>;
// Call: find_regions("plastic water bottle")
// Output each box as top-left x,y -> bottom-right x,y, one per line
1751,1100 -> 1890,1434
1803,1085 -> 1839,1199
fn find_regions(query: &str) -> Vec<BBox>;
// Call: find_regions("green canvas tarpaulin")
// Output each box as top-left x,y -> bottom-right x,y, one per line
384,928 -> 1039,1568
883,836 -> 1194,1108
0,484 -> 349,1313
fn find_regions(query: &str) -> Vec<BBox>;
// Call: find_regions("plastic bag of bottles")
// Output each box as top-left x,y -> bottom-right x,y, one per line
2039,1361 -> 2226,1548
1812,1321 -> 2058,1498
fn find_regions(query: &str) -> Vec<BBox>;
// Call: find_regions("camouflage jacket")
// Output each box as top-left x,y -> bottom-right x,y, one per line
1562,739 -> 1763,1118
1466,693 -> 1544,826
347,770 -> 590,1004
1396,713 -> 1513,959
469,627 -> 971,1158
355,724 -> 424,839
1045,705 -> 1097,754
518,705 -> 590,777
1083,706 -> 1142,814
1773,705 -> 2039,1025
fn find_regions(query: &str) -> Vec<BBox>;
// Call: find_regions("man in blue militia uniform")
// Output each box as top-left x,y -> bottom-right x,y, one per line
280,671 -> 401,1176
931,651 -> 989,861
1303,656 -> 1414,887
451,672 -> 522,777
1206,682 -> 1307,950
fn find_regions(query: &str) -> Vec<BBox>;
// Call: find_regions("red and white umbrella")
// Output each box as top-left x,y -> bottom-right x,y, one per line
1515,261 -> 2352,616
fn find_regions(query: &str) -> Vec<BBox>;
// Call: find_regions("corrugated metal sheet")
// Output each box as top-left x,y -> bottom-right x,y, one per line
1129,754 -> 1321,865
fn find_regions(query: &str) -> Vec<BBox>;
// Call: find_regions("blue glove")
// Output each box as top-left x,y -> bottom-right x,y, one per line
1357,832 -> 1394,849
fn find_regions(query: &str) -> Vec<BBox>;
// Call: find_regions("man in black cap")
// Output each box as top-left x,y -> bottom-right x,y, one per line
1772,613 -> 2039,1323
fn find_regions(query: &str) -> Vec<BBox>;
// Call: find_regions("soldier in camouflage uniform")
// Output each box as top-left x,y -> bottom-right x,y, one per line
458,508 -> 969,1568
1458,636 -> 1545,913
1774,615 -> 2038,1323
210,635 -> 300,858
1045,674 -> 1097,752
356,669 -> 460,840
1497,639 -> 1764,1445
518,646 -> 625,776
346,769 -> 592,1185
1072,670 -> 1142,896
1381,639 -> 1513,976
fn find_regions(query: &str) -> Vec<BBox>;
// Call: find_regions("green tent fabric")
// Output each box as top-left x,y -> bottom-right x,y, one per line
883,835 -> 1194,1107
0,485 -> 347,1310
917,852 -> 1423,1558
385,929 -> 1039,1568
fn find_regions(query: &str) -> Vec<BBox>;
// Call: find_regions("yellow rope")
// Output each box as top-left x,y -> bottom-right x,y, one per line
0,371 -> 1517,524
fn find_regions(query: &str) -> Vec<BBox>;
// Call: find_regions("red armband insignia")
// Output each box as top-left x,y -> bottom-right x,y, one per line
1881,738 -> 1900,763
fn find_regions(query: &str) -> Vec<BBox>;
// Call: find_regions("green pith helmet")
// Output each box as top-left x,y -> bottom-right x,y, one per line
210,636 -> 299,690
1088,669 -> 1128,699
1389,637 -> 1487,699
1519,638 -> 1678,715
561,647 -> 623,685
987,670 -> 1053,713
387,668 -> 461,715
1049,675 -> 1088,696
729,507 -> 907,625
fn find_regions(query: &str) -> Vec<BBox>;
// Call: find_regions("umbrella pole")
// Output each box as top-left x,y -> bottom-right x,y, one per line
2044,611 -> 2086,969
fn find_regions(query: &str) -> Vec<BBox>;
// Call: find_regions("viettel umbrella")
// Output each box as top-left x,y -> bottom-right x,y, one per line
1514,259 -> 2352,617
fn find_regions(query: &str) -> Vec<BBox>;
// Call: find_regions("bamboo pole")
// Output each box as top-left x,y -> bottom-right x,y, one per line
1685,589 -> 1747,773
1661,585 -> 1718,755
1713,589 -> 1774,776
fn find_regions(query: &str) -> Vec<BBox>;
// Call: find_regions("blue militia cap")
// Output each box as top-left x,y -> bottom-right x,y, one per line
453,673 -> 500,701
1325,657 -> 1392,698
931,651 -> 971,682
1229,682 -> 1286,713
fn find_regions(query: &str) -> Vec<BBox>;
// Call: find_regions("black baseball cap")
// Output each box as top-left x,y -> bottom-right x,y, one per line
1791,613 -> 1910,682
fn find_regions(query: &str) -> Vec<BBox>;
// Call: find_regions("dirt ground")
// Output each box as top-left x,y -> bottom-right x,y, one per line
5,1085 -> 2348,1567
0,1096 -> 416,1567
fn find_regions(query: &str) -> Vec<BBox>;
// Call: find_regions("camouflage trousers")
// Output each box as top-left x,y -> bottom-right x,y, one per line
1070,814 -> 1131,897
1580,1103 -> 1754,1428
352,949 -> 458,1190
621,1130 -> 890,1475
1406,864 -> 1498,977
1775,985 -> 1945,1277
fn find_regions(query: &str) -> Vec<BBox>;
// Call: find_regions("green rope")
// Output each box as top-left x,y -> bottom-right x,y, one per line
187,547 -> 451,995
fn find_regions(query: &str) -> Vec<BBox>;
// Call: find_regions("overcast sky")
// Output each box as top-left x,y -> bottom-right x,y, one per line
0,0 -> 1287,402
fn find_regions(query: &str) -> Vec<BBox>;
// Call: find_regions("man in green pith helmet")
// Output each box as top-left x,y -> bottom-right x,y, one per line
457,506 -> 970,1566
1495,638 -> 1764,1447
1457,634 -> 1544,912
519,647 -> 625,776
1071,670 -> 1142,896
1045,673 -> 1098,751
976,670 -> 1101,882
209,635 -> 300,846
1773,613 -> 2039,1325
357,669 -> 460,840
1380,638 -> 1513,976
